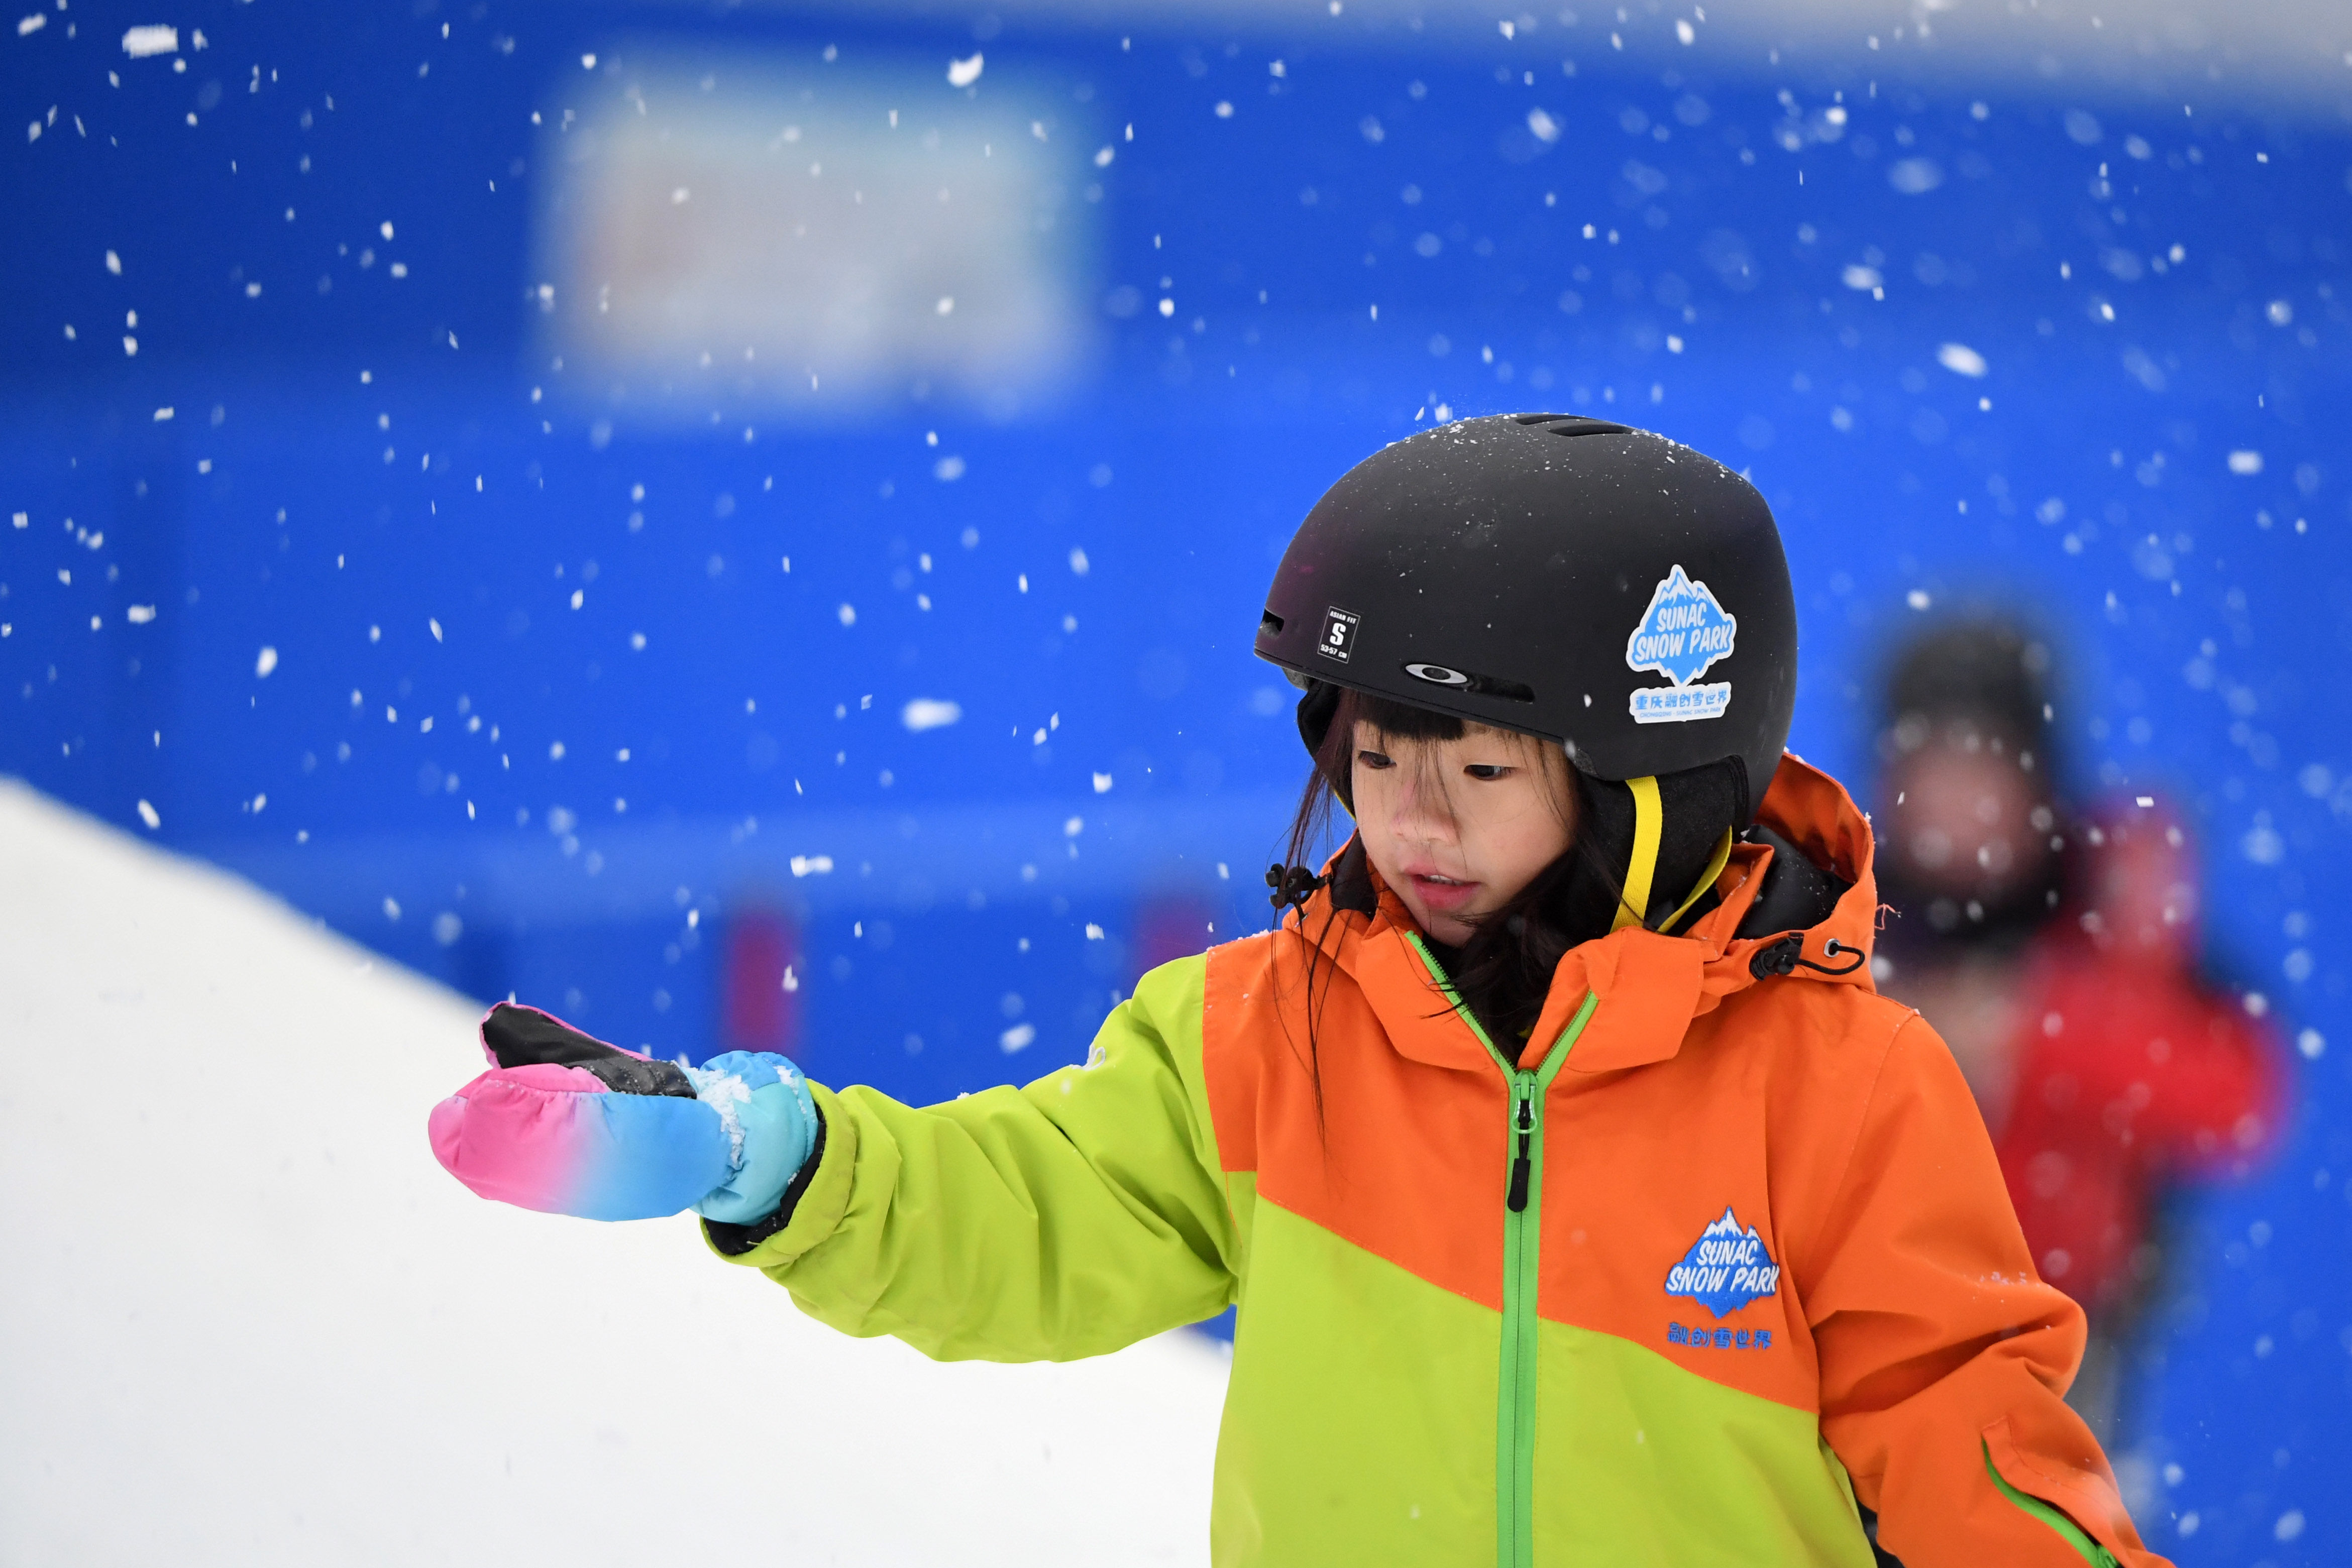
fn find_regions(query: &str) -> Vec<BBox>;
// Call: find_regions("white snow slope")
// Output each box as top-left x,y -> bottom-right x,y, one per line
0,779 -> 1226,1566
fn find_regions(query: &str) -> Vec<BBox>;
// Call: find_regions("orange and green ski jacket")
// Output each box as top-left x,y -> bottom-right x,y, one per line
708,756 -> 2166,1568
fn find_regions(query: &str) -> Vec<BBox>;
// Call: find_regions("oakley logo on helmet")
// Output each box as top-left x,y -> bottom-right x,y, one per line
1626,565 -> 1736,725
1403,662 -> 1471,687
1317,607 -> 1361,664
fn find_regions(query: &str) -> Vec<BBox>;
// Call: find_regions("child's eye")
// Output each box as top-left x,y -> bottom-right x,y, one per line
1464,764 -> 1513,781
1356,749 -> 1396,770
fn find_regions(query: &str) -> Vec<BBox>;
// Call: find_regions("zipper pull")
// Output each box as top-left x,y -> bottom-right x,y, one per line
1506,1088 -> 1534,1212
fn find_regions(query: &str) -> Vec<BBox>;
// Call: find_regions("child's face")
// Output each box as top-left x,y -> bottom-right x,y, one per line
1350,719 -> 1577,948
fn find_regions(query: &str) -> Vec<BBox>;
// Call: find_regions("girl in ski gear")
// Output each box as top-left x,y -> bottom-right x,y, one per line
432,416 -> 2162,1567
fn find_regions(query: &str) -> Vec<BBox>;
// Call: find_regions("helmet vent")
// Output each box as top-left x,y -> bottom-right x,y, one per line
1259,610 -> 1285,636
1532,416 -> 1633,439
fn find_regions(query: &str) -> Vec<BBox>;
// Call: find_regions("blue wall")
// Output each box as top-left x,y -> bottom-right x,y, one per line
5,3 -> 2349,1558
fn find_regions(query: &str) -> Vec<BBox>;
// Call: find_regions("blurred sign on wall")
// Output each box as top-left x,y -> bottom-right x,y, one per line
537,49 -> 1100,425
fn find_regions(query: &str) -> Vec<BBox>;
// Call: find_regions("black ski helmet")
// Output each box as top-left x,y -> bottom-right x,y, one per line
1255,413 -> 1796,817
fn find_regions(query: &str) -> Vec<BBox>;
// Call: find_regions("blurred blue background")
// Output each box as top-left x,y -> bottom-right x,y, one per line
3,2 -> 2346,1559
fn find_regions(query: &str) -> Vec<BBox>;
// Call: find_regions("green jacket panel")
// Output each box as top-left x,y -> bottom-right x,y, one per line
1530,1316 -> 1876,1566
1213,1196 -> 1497,1563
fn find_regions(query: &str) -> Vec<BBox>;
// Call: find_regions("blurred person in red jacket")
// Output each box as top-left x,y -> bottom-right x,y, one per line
1871,620 -> 2286,1442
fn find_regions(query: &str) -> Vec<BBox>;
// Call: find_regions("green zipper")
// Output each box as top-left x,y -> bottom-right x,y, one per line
1411,936 -> 1599,1568
1983,1442 -> 2122,1567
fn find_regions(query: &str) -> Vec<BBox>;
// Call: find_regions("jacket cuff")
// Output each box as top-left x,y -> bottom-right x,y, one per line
702,1083 -> 857,1267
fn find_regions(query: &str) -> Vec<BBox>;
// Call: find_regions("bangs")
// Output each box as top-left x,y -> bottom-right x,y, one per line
1342,689 -> 1560,766
1343,688 -> 1467,744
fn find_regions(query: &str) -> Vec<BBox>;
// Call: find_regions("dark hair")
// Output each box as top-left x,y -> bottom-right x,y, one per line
1879,618 -> 2059,777
1276,687 -> 1623,1071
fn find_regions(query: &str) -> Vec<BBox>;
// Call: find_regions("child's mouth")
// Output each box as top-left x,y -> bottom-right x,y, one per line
1411,873 -> 1480,911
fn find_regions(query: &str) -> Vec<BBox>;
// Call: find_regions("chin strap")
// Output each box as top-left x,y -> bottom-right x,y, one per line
1660,827 -> 1736,935
1610,775 -> 1736,935
1611,775 -> 1664,932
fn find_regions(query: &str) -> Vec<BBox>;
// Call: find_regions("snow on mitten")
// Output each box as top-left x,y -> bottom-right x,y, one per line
426,1003 -> 783,1222
678,1051 -> 821,1225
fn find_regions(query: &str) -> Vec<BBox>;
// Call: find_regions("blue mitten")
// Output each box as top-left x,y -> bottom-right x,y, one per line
682,1050 -> 822,1225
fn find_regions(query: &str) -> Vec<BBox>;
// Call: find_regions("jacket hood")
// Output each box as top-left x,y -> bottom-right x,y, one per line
1281,753 -> 1882,1073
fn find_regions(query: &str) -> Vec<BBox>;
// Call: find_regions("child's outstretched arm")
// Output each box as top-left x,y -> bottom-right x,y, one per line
699,954 -> 1240,1364
1801,1012 -> 2161,1568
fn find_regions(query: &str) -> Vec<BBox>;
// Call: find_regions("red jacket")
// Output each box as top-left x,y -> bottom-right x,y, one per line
1997,800 -> 2285,1311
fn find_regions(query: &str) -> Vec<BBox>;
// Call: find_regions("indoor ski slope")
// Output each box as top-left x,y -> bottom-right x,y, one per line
0,777 -> 1226,1565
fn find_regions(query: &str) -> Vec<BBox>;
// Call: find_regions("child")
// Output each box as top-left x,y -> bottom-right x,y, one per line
431,415 -> 2163,1567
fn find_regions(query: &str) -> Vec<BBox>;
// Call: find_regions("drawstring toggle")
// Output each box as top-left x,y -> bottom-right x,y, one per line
1749,935 -> 1867,980
1265,863 -> 1327,912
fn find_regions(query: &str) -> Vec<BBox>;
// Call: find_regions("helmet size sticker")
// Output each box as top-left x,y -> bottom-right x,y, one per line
1317,606 -> 1361,664
1625,565 -> 1736,724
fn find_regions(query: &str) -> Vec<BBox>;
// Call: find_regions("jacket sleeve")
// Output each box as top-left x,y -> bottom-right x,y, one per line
1805,1012 -> 2167,1568
699,954 -> 1239,1363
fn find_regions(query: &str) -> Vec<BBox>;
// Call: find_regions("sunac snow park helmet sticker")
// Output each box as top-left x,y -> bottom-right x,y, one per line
1625,565 -> 1737,725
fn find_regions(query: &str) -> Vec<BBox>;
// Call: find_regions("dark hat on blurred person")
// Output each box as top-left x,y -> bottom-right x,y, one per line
1878,618 -> 2059,770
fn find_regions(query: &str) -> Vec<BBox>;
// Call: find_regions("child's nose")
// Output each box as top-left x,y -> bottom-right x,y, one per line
1389,781 -> 1455,844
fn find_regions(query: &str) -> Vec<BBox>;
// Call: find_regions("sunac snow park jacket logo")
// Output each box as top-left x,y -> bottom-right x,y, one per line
1664,1206 -> 1782,1320
704,755 -> 2163,1568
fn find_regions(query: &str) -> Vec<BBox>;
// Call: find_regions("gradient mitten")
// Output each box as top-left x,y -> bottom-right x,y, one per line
427,1002 -> 816,1223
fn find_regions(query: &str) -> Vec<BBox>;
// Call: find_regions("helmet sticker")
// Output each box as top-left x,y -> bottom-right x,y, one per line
1317,606 -> 1361,664
1625,565 -> 1736,724
1403,662 -> 1471,687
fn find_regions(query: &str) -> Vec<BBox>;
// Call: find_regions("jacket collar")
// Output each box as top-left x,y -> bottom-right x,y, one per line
1280,753 -> 1883,1076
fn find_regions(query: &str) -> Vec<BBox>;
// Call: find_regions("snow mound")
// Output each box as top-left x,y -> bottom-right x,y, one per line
0,777 -> 1224,1565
